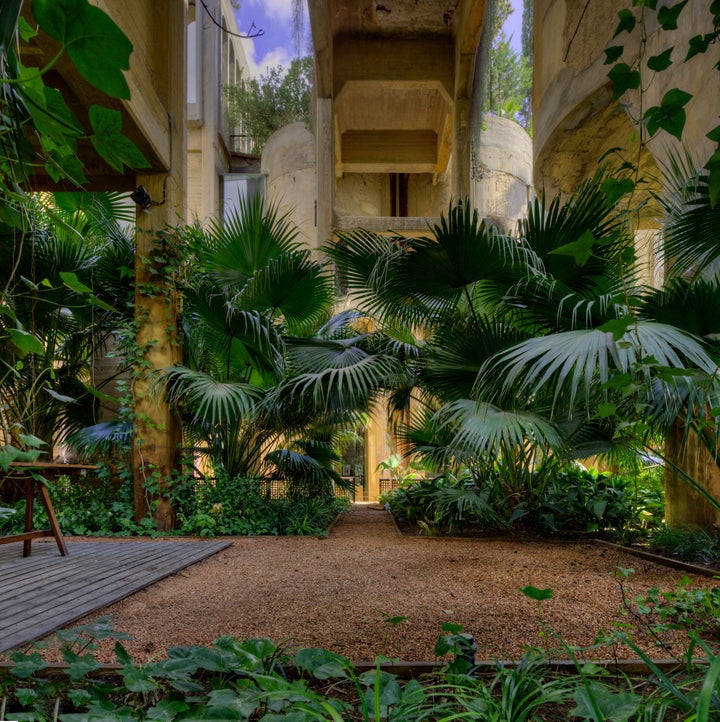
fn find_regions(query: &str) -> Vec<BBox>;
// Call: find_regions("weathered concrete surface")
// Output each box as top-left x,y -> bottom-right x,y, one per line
534,0 -> 719,197
473,115 -> 533,230
262,123 -> 318,248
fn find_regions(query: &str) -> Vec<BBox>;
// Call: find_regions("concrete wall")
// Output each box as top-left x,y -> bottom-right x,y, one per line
533,0 -> 719,198
186,0 -> 251,224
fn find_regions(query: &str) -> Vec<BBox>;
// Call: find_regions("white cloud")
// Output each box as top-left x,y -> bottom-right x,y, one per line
246,0 -> 293,23
241,38 -> 293,78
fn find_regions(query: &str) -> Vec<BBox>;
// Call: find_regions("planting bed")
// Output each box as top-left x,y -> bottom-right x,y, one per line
28,505 -> 718,664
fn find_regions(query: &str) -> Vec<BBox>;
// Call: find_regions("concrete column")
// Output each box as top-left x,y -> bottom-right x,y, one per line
132,0 -> 186,531
453,97 -> 471,200
315,97 -> 334,247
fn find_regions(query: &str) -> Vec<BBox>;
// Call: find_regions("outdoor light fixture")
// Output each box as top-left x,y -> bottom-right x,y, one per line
130,185 -> 153,210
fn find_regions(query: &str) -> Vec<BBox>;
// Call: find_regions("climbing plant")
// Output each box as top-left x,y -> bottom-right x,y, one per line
604,0 -> 720,205
0,0 -> 147,469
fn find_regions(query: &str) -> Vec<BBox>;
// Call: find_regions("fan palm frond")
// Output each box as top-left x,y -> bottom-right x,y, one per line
282,338 -> 402,413
435,399 -> 564,460
661,156 -> 720,279
163,366 -> 263,426
201,195 -> 301,289
238,249 -> 334,333
484,321 -> 718,412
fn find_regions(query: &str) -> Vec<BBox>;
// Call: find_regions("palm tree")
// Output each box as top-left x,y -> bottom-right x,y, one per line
163,196 -> 395,496
328,170 -> 720,525
0,192 -> 134,457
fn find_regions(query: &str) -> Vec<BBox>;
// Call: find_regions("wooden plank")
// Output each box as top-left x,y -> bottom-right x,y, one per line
0,540 -> 231,652
1,543 -> 224,614
2,544 -> 220,623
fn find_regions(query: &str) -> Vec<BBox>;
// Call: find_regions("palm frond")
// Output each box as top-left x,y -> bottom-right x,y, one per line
434,399 -> 564,460
202,195 -> 301,288
483,321 -> 718,411
238,250 -> 334,333
661,157 -> 720,279
281,340 -> 402,413
163,366 -> 263,425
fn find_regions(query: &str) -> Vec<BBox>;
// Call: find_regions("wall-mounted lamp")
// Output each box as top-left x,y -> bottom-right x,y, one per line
130,185 -> 153,210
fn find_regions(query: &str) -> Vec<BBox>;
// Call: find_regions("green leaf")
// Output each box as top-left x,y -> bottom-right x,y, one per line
633,0 -> 657,6
146,699 -> 191,721
60,270 -> 117,312
686,33 -> 716,61
66,651 -> 101,680
18,16 -> 37,42
613,9 -> 637,37
604,45 -> 624,64
123,665 -> 159,692
68,688 -> 92,707
608,63 -> 641,100
46,150 -> 87,186
647,47 -> 673,71
548,229 -> 597,266
441,622 -> 464,633
598,316 -> 635,340
520,586 -> 553,601
31,0 -> 133,99
598,403 -> 617,418
10,651 -> 48,678
88,105 -> 150,172
657,0 -> 688,30
7,328 -> 45,355
601,177 -> 635,205
15,687 -> 38,706
570,681 -> 640,721
643,89 -> 692,140
707,124 -> 720,142
704,148 -> 720,208
0,0 -> 22,52
662,87 -> 693,108
60,270 -> 93,295
17,433 -> 46,448
295,648 -> 350,679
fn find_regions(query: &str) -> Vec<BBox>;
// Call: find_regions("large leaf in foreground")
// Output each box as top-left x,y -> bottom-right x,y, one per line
484,321 -> 717,410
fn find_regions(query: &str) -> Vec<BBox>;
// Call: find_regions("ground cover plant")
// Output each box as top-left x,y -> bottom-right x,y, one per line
2,587 -> 719,722
383,464 -> 661,539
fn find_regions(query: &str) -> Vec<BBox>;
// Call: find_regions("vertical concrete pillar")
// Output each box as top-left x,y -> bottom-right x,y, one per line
315,97 -> 334,247
453,97 -> 471,200
133,0 -> 187,530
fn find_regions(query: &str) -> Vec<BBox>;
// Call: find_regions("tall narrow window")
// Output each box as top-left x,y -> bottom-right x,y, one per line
187,2 -> 202,120
390,173 -> 409,217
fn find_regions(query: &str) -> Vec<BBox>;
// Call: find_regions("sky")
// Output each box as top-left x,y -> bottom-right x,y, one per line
236,0 -> 525,78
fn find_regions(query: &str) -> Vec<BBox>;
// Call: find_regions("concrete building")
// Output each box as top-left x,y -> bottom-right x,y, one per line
186,0 -> 262,224
22,0 -> 719,512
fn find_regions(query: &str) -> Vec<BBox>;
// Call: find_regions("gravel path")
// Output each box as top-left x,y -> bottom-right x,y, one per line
59,504 -> 714,663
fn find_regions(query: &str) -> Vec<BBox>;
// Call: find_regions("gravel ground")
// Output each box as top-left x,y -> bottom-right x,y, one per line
54,504 -> 715,663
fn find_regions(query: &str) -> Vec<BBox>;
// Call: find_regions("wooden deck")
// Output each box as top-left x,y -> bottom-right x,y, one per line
0,539 -> 231,653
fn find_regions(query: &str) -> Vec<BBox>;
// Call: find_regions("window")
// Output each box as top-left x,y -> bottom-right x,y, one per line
187,2 -> 202,120
222,174 -> 265,221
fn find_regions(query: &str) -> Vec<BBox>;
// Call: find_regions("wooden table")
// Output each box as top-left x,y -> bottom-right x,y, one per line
0,462 -> 98,557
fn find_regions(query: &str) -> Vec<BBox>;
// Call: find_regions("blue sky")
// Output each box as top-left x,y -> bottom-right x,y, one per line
236,1 -> 525,78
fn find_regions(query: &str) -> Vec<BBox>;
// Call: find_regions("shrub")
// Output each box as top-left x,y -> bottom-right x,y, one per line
515,467 -> 637,535
382,473 -> 506,535
0,468 -> 349,538
649,525 -> 720,566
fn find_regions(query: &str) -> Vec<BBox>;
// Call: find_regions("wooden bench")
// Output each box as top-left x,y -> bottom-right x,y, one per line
0,462 -> 98,557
